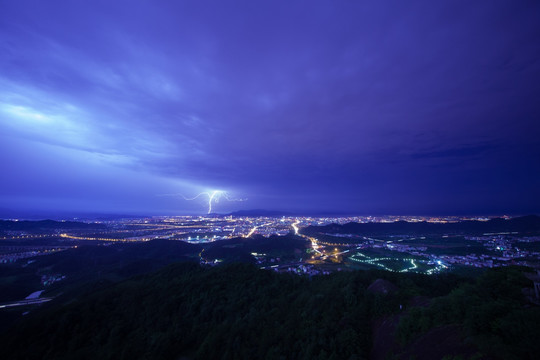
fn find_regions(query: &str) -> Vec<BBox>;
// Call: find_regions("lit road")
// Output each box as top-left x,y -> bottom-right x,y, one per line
292,220 -> 301,235
260,261 -> 305,270
59,233 -> 148,242
291,220 -> 323,255
245,222 -> 272,238
0,297 -> 53,309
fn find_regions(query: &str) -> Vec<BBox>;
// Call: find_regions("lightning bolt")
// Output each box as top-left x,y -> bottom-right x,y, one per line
160,190 -> 246,214
206,190 -> 220,214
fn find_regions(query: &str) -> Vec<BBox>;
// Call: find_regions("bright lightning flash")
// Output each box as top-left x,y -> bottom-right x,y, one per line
205,190 -> 220,214
163,190 -> 246,214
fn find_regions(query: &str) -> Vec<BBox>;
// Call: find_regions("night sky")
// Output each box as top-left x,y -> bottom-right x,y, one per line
1,1 -> 539,216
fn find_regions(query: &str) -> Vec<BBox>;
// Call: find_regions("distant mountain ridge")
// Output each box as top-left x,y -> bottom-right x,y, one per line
303,215 -> 540,236
226,209 -> 294,217
0,219 -> 106,231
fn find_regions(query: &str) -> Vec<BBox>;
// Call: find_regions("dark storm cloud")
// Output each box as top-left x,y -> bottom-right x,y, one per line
0,0 -> 539,215
410,143 -> 500,160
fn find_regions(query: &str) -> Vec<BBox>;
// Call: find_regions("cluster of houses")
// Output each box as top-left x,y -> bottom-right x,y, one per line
0,247 -> 69,264
41,273 -> 66,286
282,264 -> 330,276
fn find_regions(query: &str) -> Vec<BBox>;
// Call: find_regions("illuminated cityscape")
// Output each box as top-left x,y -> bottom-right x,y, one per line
2,215 -> 539,275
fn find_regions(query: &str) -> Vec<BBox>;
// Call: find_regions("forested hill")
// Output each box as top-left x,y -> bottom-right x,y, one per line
202,234 -> 309,263
1,263 -> 539,359
303,215 -> 540,236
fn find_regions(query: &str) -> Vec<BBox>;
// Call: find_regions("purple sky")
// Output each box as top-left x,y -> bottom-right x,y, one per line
1,0 -> 539,216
